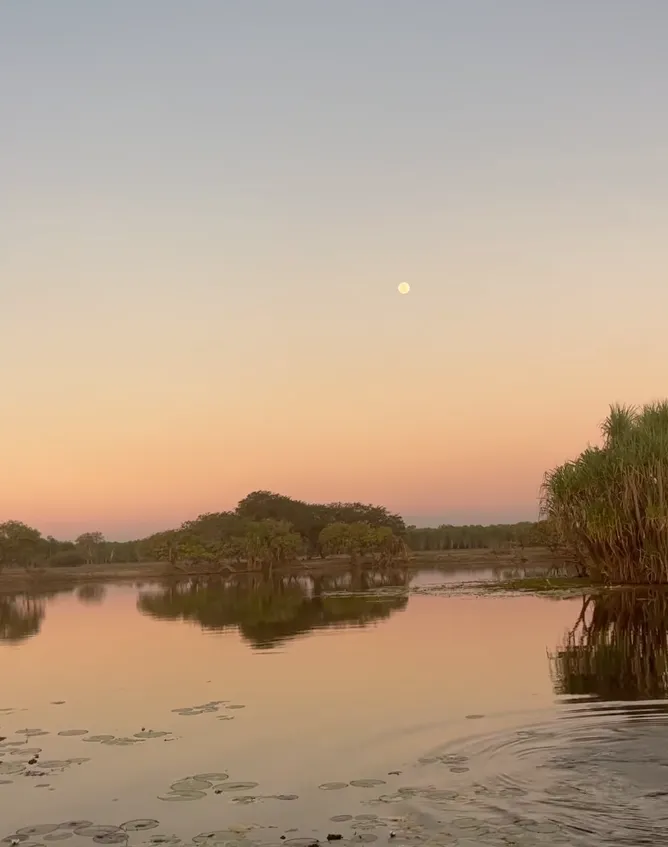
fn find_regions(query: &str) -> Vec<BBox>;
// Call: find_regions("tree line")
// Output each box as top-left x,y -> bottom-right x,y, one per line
0,489 -> 542,572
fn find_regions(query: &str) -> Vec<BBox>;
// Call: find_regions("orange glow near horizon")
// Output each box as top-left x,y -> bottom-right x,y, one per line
3,3 -> 668,539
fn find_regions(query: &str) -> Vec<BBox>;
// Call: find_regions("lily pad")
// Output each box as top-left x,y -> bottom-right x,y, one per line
10,748 -> 42,756
158,790 -> 207,801
170,778 -> 212,792
226,705 -> 245,710
59,823 -> 93,830
319,782 -> 348,790
148,838 -> 181,846
16,729 -> 48,737
38,760 -> 71,769
193,773 -> 228,781
272,794 -> 298,800
82,736 -> 115,743
349,779 -> 386,788
58,730 -> 89,737
73,826 -> 121,838
44,835 -> 73,841
212,781 -> 258,792
330,816 -> 353,823
93,834 -> 127,845
120,821 -> 159,832
0,763 -> 25,775
133,731 -> 169,739
16,827 -> 60,838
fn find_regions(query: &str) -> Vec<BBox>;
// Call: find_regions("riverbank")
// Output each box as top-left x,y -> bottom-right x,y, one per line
0,546 -> 558,592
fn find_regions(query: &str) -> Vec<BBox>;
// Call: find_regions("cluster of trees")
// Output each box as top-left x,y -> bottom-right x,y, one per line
405,522 -> 542,552
0,521 -> 131,571
541,402 -> 668,583
1,489 -> 546,574
0,491 -> 410,572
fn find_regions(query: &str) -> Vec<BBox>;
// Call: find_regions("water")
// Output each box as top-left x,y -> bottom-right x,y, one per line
1,568 -> 667,845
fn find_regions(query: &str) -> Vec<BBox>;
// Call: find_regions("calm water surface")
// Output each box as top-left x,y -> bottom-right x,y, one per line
1,567 -> 667,846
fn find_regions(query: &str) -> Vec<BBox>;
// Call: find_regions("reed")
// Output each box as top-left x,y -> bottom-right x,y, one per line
540,402 -> 668,583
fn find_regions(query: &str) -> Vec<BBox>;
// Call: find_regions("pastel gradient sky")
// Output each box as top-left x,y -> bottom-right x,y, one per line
2,1 -> 668,540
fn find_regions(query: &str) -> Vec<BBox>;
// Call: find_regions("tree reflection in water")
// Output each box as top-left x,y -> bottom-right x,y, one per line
551,590 -> 668,700
137,565 -> 409,648
0,588 -> 75,645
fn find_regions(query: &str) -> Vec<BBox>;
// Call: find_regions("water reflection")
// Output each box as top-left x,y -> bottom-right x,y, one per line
136,566 -> 409,648
551,589 -> 668,700
0,594 -> 46,644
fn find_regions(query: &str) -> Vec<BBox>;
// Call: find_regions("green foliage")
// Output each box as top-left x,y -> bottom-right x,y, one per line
0,520 -> 43,570
319,522 -> 402,564
48,550 -> 87,568
236,490 -> 405,555
541,401 -> 668,584
405,521 -> 542,552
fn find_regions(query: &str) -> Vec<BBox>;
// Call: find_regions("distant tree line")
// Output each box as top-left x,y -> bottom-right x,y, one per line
406,521 -> 543,552
0,490 -> 542,573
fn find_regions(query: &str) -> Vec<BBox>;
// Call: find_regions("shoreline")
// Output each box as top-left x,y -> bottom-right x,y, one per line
0,547 -> 556,592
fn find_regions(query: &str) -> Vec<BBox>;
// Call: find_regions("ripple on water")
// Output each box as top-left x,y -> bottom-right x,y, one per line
401,703 -> 668,845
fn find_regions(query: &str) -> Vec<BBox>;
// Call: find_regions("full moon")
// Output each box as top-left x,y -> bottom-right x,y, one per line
398,282 -> 410,294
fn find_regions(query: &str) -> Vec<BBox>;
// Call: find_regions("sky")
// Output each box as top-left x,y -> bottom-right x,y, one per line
2,1 -> 668,540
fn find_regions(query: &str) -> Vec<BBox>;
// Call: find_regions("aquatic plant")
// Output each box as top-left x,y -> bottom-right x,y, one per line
540,402 -> 668,583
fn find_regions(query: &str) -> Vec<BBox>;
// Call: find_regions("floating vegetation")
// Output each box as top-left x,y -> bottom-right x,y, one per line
120,821 -> 159,832
349,779 -> 386,788
16,826 -> 60,837
58,730 -> 88,737
157,791 -> 207,802
193,772 -> 228,781
74,827 -> 120,837
0,763 -> 24,775
319,782 -> 348,791
271,794 -> 298,800
133,731 -> 169,739
170,701 -> 238,718
9,748 -> 41,756
329,817 -> 353,823
170,778 -> 212,792
213,781 -> 259,792
43,835 -> 73,841
16,729 -> 48,737
82,735 -> 115,743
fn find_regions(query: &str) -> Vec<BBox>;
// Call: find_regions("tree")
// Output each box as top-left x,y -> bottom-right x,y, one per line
0,521 -> 42,571
75,532 -> 106,565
